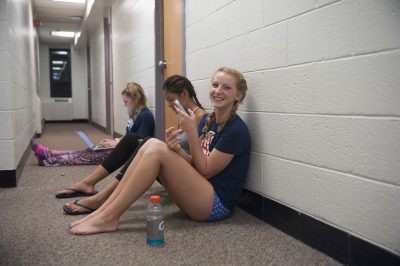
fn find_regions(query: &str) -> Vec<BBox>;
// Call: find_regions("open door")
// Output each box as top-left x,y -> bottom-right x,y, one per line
155,0 -> 184,139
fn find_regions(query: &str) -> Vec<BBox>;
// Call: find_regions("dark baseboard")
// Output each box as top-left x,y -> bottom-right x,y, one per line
237,189 -> 400,266
0,138 -> 32,188
44,119 -> 89,123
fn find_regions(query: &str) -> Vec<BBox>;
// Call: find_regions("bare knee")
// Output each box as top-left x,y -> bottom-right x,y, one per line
143,138 -> 169,157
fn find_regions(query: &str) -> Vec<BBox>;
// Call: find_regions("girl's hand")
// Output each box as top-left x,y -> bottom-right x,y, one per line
174,106 -> 197,133
165,127 -> 183,152
99,138 -> 118,148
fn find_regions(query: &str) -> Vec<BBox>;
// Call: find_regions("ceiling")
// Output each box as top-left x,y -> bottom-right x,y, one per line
33,0 -> 87,45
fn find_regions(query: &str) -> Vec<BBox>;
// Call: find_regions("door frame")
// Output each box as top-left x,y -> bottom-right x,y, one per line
104,16 -> 113,135
154,0 -> 186,140
154,0 -> 165,140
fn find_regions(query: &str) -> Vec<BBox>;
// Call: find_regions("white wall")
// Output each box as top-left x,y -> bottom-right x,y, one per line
38,44 -> 50,98
111,0 -> 155,134
71,46 -> 88,119
0,0 -> 39,170
185,0 -> 400,255
89,21 -> 106,127
38,44 -> 88,121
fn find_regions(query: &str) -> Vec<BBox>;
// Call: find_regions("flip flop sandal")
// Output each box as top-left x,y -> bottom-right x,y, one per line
63,200 -> 97,215
55,188 -> 98,199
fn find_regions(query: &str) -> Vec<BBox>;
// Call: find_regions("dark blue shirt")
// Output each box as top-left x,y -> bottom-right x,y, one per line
198,115 -> 251,211
126,107 -> 155,137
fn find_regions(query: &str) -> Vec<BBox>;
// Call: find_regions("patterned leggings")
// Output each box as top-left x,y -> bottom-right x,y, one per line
41,148 -> 112,166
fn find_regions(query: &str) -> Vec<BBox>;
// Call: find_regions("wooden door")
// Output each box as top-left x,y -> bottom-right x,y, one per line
163,0 -> 184,130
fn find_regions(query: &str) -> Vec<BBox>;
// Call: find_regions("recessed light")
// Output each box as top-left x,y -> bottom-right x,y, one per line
70,16 -> 83,21
50,31 -> 75,38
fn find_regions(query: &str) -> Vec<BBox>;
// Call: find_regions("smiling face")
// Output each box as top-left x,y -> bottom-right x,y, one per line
209,71 -> 243,110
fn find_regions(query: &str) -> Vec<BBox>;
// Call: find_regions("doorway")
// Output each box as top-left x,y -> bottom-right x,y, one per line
155,0 -> 185,139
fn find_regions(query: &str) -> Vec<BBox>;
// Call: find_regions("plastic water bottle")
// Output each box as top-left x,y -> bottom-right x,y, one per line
146,195 -> 165,246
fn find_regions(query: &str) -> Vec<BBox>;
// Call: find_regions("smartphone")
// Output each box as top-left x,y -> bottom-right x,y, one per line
174,99 -> 187,114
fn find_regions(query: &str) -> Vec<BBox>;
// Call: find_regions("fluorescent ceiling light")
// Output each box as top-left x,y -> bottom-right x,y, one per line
52,61 -> 64,64
52,67 -> 62,70
51,31 -> 75,38
51,0 -> 86,3
52,51 -> 68,55
70,16 -> 83,21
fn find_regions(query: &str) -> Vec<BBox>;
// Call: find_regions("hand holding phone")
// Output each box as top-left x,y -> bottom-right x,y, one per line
174,99 -> 187,114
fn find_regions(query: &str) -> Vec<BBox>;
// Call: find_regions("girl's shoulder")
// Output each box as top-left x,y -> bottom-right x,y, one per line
138,107 -> 154,118
223,115 -> 250,140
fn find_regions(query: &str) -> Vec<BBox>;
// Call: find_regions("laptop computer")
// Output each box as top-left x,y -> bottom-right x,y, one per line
75,130 -> 112,151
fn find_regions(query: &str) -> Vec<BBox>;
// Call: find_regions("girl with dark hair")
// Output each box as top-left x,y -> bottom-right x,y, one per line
60,76 -> 206,215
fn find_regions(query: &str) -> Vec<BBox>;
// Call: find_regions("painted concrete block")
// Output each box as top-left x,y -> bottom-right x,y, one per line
244,63 -> 315,113
353,0 -> 400,54
0,81 -> 12,111
245,152 -> 264,193
0,51 -> 9,81
316,0 -> 341,7
0,111 -> 13,139
227,0 -> 264,38
288,0 -> 352,65
313,168 -> 400,254
0,140 -> 14,169
262,155 -> 315,214
244,22 -> 287,71
263,0 -> 315,26
314,50 -> 400,115
192,79 -> 213,111
0,21 -> 9,50
0,0 -> 8,21
187,48 -> 218,81
186,7 -> 229,53
185,0 -> 233,26
248,113 -> 400,185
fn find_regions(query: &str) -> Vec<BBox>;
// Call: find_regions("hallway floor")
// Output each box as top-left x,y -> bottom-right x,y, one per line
0,123 -> 341,265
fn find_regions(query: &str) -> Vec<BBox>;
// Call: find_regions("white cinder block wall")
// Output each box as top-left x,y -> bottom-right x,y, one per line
111,0 -> 155,135
90,21 -> 107,128
185,0 -> 400,255
0,0 -> 38,170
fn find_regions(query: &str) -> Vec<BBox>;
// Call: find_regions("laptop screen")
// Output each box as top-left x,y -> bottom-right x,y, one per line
75,130 -> 95,149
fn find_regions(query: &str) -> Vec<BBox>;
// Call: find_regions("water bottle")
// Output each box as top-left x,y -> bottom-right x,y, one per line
146,194 -> 165,246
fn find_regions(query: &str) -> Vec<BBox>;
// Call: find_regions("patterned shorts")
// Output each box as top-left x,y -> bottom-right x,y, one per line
208,192 -> 231,222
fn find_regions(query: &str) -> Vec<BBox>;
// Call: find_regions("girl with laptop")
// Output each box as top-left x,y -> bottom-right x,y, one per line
31,82 -> 154,167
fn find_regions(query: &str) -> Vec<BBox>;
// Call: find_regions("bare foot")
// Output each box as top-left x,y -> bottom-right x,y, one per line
68,214 -> 118,235
56,182 -> 96,198
69,209 -> 101,229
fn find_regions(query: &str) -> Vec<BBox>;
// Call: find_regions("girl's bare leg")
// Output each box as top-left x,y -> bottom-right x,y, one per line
56,165 -> 110,197
68,141 -> 149,228
69,139 -> 214,235
65,178 -> 119,214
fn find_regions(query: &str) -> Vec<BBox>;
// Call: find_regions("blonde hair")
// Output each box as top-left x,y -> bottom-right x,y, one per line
121,82 -> 147,117
200,67 -> 247,140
